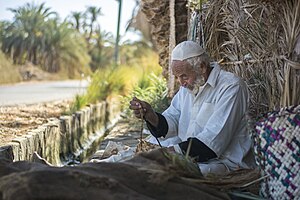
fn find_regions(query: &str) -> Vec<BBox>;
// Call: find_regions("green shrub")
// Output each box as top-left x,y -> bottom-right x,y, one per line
66,48 -> 165,114
122,73 -> 170,117
62,94 -> 87,115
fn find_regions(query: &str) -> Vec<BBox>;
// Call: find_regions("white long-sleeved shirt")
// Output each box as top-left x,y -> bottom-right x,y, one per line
161,63 -> 255,169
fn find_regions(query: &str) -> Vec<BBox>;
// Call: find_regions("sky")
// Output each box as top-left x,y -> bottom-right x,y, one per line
0,0 -> 140,42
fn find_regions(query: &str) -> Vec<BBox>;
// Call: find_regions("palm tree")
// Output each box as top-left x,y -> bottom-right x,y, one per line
1,2 -> 91,76
90,26 -> 114,70
41,19 -> 90,74
0,21 -> 10,45
1,2 -> 57,65
85,6 -> 102,44
68,11 -> 85,31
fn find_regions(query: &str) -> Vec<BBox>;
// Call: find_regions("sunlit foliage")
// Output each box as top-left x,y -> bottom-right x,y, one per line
0,2 -> 91,77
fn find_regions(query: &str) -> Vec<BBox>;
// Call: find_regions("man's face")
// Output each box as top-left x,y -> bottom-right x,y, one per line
171,60 -> 198,91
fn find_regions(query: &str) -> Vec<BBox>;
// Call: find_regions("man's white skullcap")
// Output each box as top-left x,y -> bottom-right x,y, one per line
171,41 -> 205,61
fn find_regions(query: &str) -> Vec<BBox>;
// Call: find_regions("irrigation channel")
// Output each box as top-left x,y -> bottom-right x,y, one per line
69,118 -> 143,165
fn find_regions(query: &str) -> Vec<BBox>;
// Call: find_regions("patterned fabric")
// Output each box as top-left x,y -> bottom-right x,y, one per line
254,105 -> 300,199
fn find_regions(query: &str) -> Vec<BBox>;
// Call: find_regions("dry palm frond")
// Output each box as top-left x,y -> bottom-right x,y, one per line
280,0 -> 300,107
281,1 -> 300,57
203,0 -> 300,117
204,0 -> 230,60
180,168 -> 261,191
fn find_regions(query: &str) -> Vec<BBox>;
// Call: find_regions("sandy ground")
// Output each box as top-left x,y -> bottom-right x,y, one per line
0,100 -> 71,146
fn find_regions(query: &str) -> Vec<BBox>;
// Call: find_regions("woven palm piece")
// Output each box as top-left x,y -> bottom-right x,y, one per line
254,105 -> 300,199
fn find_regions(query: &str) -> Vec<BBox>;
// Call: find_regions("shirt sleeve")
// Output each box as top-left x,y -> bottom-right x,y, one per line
160,90 -> 182,138
178,138 -> 217,162
147,114 -> 217,162
146,112 -> 168,138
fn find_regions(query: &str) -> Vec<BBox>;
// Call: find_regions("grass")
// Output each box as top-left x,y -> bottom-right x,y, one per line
0,49 -> 90,85
0,51 -> 22,84
66,49 -> 167,114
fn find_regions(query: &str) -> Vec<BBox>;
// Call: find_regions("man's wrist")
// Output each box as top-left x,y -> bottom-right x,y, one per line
145,112 -> 159,127
145,112 -> 168,139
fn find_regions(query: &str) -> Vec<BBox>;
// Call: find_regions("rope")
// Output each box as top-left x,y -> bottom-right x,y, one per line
139,107 -> 162,148
139,107 -> 144,150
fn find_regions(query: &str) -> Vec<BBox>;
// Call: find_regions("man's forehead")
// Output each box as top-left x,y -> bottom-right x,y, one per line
171,60 -> 193,73
171,60 -> 189,67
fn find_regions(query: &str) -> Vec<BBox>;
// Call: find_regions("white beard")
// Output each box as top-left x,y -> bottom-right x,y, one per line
187,75 -> 206,96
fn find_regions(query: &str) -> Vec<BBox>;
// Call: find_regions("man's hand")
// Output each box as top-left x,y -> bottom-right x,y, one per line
129,97 -> 159,127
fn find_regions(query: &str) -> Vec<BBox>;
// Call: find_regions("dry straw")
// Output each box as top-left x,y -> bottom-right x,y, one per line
201,0 -> 300,119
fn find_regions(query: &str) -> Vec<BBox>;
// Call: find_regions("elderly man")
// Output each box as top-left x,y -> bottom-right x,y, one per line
129,41 -> 255,175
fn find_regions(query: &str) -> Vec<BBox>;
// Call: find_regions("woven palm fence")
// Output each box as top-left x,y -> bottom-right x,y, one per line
202,0 -> 300,118
187,0 -> 300,198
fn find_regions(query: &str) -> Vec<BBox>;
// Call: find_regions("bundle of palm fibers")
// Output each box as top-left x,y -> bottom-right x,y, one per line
131,148 -> 261,197
278,0 -> 300,107
180,168 -> 262,195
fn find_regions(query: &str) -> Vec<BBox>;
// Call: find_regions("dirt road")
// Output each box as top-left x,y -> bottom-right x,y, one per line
0,80 -> 88,106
